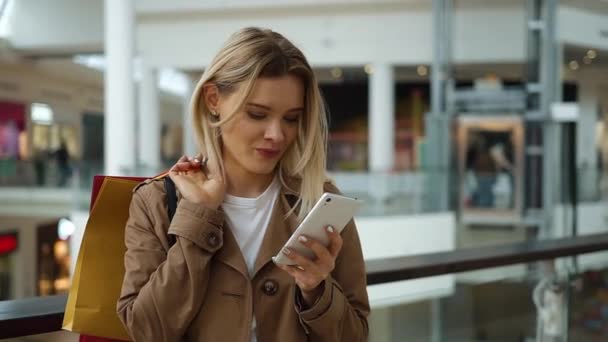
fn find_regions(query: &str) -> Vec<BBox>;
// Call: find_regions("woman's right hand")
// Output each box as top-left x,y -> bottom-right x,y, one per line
168,154 -> 226,210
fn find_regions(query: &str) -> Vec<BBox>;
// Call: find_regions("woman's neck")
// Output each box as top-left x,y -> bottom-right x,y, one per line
224,159 -> 275,198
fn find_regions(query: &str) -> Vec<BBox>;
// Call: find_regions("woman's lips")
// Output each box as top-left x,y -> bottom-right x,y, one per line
255,148 -> 280,159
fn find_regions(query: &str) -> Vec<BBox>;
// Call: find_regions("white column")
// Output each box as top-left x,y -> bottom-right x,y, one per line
577,76 -> 599,199
104,0 -> 135,175
183,75 -> 198,157
600,85 -> 608,197
138,66 -> 161,174
368,63 -> 395,172
368,63 -> 395,209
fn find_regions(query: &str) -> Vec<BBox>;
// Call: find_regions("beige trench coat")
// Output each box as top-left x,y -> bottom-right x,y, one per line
117,176 -> 370,341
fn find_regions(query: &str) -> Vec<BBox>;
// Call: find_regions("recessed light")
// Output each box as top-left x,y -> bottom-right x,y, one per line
568,60 -> 579,70
587,49 -> 597,59
416,65 -> 428,76
330,67 -> 343,79
583,56 -> 592,65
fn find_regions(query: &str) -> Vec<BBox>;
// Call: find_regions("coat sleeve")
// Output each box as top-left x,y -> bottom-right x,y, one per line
116,187 -> 225,342
294,184 -> 370,341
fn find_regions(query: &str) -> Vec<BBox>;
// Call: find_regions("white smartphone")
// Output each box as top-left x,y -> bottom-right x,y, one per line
272,192 -> 363,266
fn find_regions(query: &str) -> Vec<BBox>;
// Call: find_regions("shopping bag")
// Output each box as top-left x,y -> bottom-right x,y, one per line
63,175 -> 146,341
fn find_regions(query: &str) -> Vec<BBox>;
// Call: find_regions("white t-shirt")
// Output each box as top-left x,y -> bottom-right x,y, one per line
221,176 -> 281,342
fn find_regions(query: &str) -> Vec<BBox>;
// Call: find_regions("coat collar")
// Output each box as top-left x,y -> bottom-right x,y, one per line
213,175 -> 302,279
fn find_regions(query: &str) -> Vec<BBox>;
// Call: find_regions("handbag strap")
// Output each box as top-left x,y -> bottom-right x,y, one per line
164,176 -> 178,247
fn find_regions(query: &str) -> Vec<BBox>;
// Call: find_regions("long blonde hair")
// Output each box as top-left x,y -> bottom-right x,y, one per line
190,27 -> 329,221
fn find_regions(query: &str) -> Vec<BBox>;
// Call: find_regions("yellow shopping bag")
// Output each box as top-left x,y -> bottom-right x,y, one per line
63,176 -> 144,341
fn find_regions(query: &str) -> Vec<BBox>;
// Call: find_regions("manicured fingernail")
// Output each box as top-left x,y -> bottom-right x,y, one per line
282,248 -> 291,255
298,235 -> 308,243
327,226 -> 334,233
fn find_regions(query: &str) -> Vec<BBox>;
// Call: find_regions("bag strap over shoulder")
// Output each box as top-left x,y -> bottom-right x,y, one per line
163,176 -> 178,248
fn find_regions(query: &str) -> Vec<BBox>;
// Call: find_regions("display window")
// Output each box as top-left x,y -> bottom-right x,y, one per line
36,221 -> 71,296
457,115 -> 524,224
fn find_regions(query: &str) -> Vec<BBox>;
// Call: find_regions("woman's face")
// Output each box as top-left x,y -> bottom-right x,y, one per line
217,74 -> 304,177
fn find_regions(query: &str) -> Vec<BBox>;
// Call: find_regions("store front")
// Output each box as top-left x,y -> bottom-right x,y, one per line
30,103 -> 79,187
36,220 -> 71,296
0,101 -> 27,184
0,232 -> 18,301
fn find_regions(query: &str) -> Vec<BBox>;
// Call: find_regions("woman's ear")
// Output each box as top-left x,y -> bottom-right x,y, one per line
202,83 -> 220,112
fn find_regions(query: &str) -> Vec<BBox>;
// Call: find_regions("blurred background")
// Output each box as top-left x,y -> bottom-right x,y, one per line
0,0 -> 607,341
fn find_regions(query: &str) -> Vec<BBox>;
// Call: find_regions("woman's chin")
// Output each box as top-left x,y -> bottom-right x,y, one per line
246,162 -> 279,176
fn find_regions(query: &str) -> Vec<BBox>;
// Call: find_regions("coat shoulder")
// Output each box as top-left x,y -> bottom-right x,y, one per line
132,176 -> 167,202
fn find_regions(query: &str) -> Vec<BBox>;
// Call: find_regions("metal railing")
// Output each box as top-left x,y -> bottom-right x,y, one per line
1,232 -> 608,339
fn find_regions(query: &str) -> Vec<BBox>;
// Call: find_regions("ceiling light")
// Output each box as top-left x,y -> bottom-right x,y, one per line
587,49 -> 597,59
31,103 -> 53,125
583,56 -> 592,65
416,65 -> 428,76
330,67 -> 343,79
58,218 -> 75,240
568,60 -> 579,71
364,64 -> 374,75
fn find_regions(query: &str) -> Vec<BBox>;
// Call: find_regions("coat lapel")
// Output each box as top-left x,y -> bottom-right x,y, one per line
214,222 -> 249,278
252,183 -> 301,278
175,182 -> 249,278
174,175 -> 302,279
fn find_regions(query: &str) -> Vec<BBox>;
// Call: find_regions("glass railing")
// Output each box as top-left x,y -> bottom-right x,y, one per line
1,162 -> 456,215
365,234 -> 608,342
0,159 -> 170,189
331,169 -> 454,216
3,160 -> 606,204
2,232 -> 608,340
577,164 -> 608,202
0,159 -> 100,189
2,161 -> 607,221
0,160 -> 171,211
369,258 -> 608,341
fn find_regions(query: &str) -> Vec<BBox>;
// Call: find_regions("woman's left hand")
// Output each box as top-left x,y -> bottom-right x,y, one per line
276,226 -> 343,307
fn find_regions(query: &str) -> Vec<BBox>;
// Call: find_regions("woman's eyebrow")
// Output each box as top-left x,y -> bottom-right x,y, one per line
246,102 -> 271,111
286,107 -> 304,113
246,102 -> 303,113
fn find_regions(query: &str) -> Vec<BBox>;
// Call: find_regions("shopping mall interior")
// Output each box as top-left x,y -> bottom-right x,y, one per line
1,0 -> 608,341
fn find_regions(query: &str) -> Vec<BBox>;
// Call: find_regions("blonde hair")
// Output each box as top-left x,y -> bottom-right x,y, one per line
190,27 -> 329,221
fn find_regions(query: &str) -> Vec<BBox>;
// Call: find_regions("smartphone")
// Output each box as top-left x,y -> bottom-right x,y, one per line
272,192 -> 363,266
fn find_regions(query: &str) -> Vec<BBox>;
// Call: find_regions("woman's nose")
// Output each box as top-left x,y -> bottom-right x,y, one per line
264,120 -> 285,142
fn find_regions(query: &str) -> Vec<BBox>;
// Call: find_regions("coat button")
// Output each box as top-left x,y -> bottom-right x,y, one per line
262,279 -> 279,296
206,232 -> 219,248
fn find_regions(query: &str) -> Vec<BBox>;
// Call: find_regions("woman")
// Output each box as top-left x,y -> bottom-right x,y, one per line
117,27 -> 369,341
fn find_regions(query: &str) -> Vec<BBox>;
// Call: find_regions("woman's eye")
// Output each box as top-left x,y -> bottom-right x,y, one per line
284,116 -> 299,123
247,112 -> 266,120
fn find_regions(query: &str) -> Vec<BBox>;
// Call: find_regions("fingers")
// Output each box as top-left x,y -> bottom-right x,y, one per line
276,263 -> 320,292
193,153 -> 208,170
279,227 -> 342,275
277,251 -> 329,291
277,263 -> 304,278
281,248 -> 315,270
326,226 -> 343,258
170,155 -> 205,176
297,235 -> 333,268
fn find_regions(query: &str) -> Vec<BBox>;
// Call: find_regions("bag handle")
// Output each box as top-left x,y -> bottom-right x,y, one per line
164,176 -> 178,248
